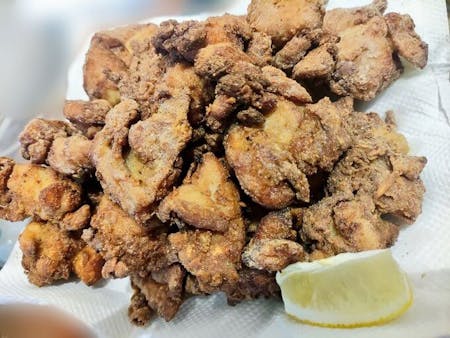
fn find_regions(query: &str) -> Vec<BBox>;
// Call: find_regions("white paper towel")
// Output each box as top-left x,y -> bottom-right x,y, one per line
1,1 -> 450,337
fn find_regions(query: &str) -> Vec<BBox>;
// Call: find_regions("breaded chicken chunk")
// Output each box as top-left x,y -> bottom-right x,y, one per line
19,220 -> 80,286
91,98 -> 191,223
225,97 -> 351,209
84,24 -> 159,104
158,153 -> 241,232
300,192 -> 399,260
20,118 -> 93,178
83,195 -> 176,278
63,99 -> 112,139
385,12 -> 428,69
247,0 -> 326,48
242,210 -> 306,272
224,268 -> 280,305
167,154 -> 246,292
129,264 -> 185,323
0,158 -> 90,230
328,124 -> 426,223
19,220 -> 103,287
292,0 -> 427,101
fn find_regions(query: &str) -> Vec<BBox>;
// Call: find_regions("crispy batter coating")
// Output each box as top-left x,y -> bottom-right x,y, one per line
325,12 -> 402,100
247,0 -> 326,48
0,159 -> 90,229
151,62 -> 211,125
92,98 -> 191,223
292,42 -> 336,79
20,119 -> 93,178
301,192 -> 399,259
153,14 -> 251,63
72,245 -> 104,286
83,23 -> 159,105
19,220 -> 102,287
328,129 -> 426,224
158,153 -> 241,232
196,43 -> 311,131
63,99 -> 112,139
83,195 -> 176,278
225,97 -> 352,208
19,119 -> 76,164
247,32 -> 273,66
385,13 -> 428,69
167,154 -> 245,292
224,268 -> 280,305
19,221 -> 80,286
273,35 -> 312,71
129,264 -> 185,323
242,210 -> 305,271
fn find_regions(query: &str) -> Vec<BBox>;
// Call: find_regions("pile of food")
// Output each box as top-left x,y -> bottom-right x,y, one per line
0,0 -> 428,326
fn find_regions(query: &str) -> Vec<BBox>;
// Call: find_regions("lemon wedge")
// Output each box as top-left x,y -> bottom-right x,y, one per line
276,249 -> 412,328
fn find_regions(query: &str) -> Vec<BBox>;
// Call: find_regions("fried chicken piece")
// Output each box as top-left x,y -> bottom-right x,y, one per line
72,245 -> 104,286
83,23 -> 160,105
91,97 -> 191,223
63,99 -> 112,139
323,0 -> 387,37
117,24 -> 169,118
225,97 -> 352,208
204,14 -> 252,48
127,95 -> 192,197
153,14 -> 251,63
83,195 -> 176,278
196,43 -> 311,131
325,13 -> 402,100
327,135 -> 426,224
273,34 -> 312,71
83,31 -> 128,104
300,192 -> 399,259
19,118 -> 93,178
47,134 -> 93,178
158,153 -> 241,232
151,62 -> 211,125
224,268 -> 280,305
0,159 -> 90,229
19,118 -> 76,164
292,42 -> 336,79
19,220 -> 103,287
195,42 -> 252,80
247,32 -> 273,66
385,13 -> 428,69
128,289 -> 153,326
152,20 -> 206,62
247,0 -> 326,48
242,210 -> 306,272
169,221 -> 245,293
19,220 -> 80,286
0,158 -> 15,207
167,154 -> 245,292
130,264 -> 185,323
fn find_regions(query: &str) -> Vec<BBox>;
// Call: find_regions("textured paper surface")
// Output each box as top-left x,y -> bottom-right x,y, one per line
1,1 -> 450,337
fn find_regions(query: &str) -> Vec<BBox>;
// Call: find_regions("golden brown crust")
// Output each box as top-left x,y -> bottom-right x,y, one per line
225,97 -> 352,208
247,0 -> 326,48
19,221 -> 81,286
301,192 -> 399,259
385,12 -> 428,69
242,210 -> 306,271
158,153 -> 241,232
72,245 -> 104,286
130,264 -> 185,322
83,195 -> 176,278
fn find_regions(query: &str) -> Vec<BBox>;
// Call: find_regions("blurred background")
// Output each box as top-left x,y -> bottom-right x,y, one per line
0,0 -> 241,267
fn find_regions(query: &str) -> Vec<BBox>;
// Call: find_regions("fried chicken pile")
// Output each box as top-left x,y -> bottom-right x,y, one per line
0,0 -> 427,326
